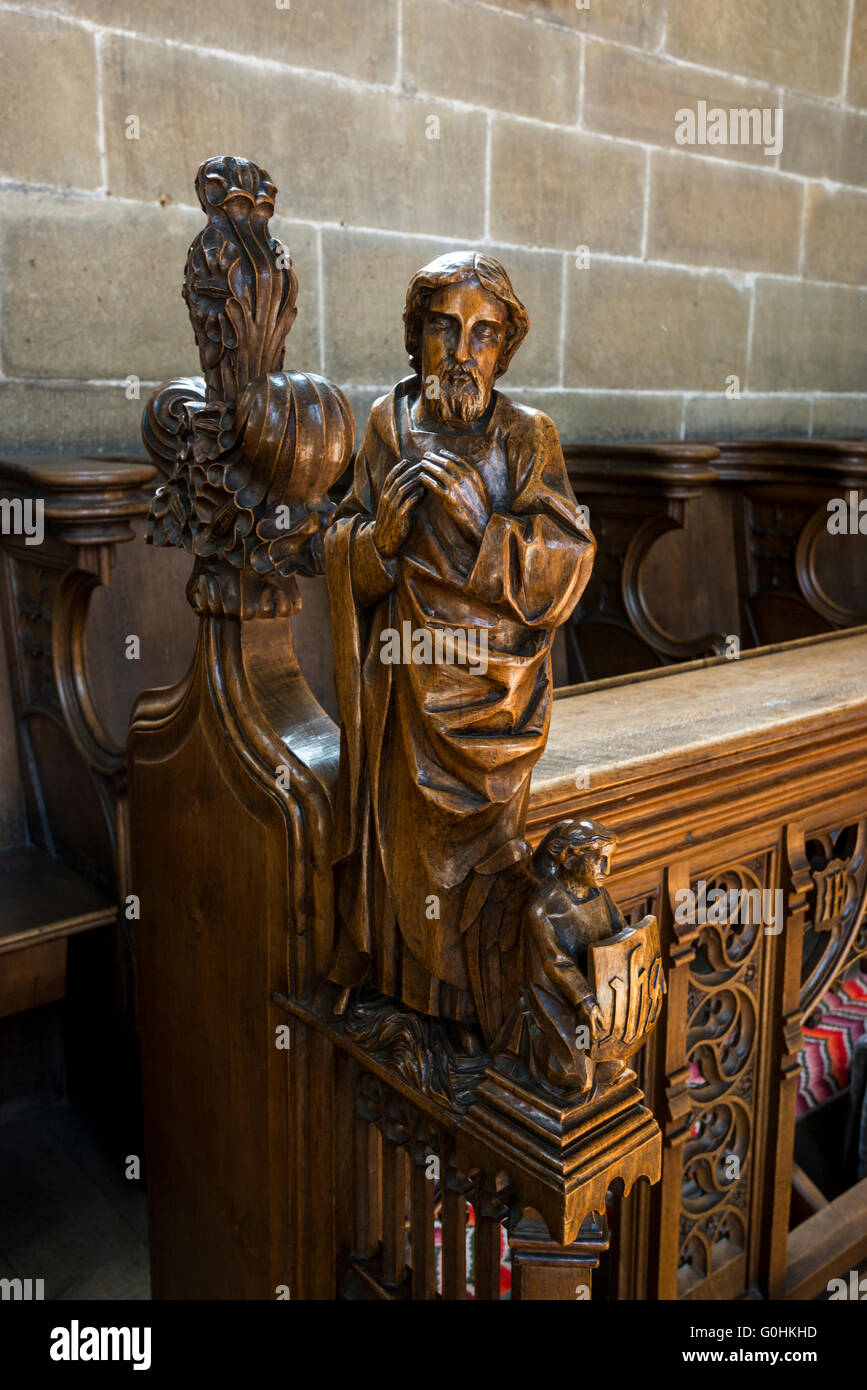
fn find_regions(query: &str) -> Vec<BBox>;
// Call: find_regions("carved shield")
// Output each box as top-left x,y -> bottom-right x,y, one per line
588,914 -> 665,1064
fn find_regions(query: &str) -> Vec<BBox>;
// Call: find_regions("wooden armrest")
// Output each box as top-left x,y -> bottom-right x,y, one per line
0,453 -> 157,551
0,844 -> 116,953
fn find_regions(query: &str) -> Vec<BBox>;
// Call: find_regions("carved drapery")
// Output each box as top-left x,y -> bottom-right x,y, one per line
130,222 -> 867,1300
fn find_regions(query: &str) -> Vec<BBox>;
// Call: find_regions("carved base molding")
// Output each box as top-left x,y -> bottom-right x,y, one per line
458,1062 -> 661,1246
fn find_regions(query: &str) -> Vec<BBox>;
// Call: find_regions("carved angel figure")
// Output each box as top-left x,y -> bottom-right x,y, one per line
496,819 -> 664,1095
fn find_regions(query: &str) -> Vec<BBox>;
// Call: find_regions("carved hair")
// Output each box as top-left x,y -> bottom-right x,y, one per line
536,818 -> 618,867
403,251 -> 530,377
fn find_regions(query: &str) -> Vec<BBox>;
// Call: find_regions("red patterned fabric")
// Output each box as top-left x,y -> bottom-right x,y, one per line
797,963 -> 867,1116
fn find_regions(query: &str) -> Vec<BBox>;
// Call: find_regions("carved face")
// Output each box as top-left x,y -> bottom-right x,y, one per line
558,838 -> 614,887
420,277 -> 509,426
584,843 -> 613,886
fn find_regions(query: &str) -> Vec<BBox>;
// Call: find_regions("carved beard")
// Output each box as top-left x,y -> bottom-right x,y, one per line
433,363 -> 489,425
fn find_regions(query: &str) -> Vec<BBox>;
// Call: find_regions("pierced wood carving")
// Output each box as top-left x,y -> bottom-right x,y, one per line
791,820 -> 867,1018
667,857 -> 770,1298
133,167 -> 667,1296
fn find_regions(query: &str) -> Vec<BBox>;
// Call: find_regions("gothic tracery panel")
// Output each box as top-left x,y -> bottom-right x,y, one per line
798,822 -> 867,1019
677,860 -> 769,1296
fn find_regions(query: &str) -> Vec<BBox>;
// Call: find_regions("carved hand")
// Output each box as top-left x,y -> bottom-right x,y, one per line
580,997 -> 606,1039
419,449 -> 491,544
372,459 -> 424,558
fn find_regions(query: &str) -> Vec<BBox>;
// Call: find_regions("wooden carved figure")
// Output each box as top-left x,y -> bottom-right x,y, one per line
144,154 -> 352,612
132,154 -> 667,1297
326,251 -> 596,1029
501,819 -> 664,1095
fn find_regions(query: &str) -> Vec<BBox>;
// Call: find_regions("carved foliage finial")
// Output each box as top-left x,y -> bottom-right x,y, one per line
142,156 -> 353,591
185,155 -> 298,404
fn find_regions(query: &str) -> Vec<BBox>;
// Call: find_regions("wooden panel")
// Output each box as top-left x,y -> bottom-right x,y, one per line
528,628 -> 867,1302
131,641 -> 297,1300
84,516 -> 196,750
643,485 -> 740,648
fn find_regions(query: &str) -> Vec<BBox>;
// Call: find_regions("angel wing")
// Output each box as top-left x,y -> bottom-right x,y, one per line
460,837 -> 536,1044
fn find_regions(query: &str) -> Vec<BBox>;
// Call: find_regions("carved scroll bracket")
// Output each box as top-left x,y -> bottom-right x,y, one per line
0,455 -> 160,896
563,446 -> 726,679
621,511 -> 728,661
796,500 -> 867,628
715,441 -> 867,644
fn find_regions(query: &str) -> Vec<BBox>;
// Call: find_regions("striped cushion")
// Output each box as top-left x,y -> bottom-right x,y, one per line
797,963 -> 867,1116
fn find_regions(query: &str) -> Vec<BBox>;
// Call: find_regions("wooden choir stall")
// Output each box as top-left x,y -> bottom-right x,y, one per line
128,156 -> 867,1301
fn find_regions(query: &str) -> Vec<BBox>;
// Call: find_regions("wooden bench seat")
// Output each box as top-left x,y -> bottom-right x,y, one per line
0,844 -> 116,1019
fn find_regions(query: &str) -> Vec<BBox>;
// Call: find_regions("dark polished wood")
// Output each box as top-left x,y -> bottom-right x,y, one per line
0,452 -> 158,892
563,444 -> 726,681
133,157 -> 351,1298
531,627 -> 867,1301
714,438 -> 867,647
326,251 -> 596,1031
0,453 -> 160,1124
131,159 -> 665,1300
128,154 -> 866,1303
559,438 -> 867,684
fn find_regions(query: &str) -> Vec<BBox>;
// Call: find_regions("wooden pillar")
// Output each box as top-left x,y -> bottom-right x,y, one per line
510,1211 -> 608,1301
649,859 -> 696,1301
757,823 -> 809,1298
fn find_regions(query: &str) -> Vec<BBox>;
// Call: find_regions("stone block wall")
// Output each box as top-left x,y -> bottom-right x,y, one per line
0,0 -> 865,450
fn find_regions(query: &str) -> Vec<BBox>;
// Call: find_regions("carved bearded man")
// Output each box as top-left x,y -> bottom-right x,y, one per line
325,252 -> 595,1026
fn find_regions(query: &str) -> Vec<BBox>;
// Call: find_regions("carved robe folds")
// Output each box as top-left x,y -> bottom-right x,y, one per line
326,377 -> 595,1020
